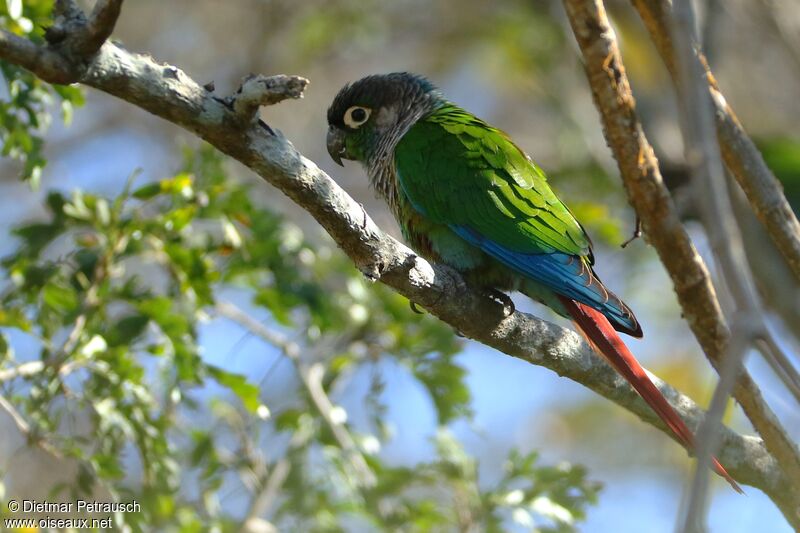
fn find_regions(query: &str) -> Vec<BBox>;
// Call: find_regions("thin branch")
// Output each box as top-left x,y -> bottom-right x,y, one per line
215,301 -> 376,488
60,313 -> 87,357
246,455 -> 291,524
629,0 -> 800,509
0,8 -> 791,513
620,215 -> 642,248
0,361 -> 45,382
231,74 -> 309,117
0,392 -> 67,459
232,400 -> 307,526
0,359 -> 89,382
678,320 -> 754,533
0,393 -> 31,436
756,335 -> 800,401
562,0 -> 792,455
561,0 -> 800,525
53,0 -> 82,19
630,0 -> 800,284
681,325 -> 753,532
668,1 -> 799,527
80,0 -> 124,55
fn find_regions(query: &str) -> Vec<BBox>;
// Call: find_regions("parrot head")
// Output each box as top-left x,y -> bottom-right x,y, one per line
326,72 -> 442,166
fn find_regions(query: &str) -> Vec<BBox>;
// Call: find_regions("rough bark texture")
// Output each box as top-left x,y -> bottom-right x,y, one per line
0,1 -> 795,521
631,0 -> 800,283
562,0 -> 800,525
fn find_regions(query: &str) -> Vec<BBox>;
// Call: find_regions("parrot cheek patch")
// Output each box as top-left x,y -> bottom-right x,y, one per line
374,106 -> 398,129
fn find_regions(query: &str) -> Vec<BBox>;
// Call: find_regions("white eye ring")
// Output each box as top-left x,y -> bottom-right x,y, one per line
344,106 -> 371,128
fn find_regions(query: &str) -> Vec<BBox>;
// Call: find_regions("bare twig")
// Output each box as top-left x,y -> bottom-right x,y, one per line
680,325 -> 752,532
52,0 -> 83,20
232,74 -> 309,117
0,393 -> 31,436
235,407 -> 309,526
11,0 -> 124,82
0,361 -> 45,382
630,0 -> 800,511
78,0 -> 124,55
668,1 -> 800,528
756,336 -> 800,402
0,359 -> 89,382
620,215 -> 642,248
630,0 -> 800,283
215,301 -> 376,487
561,0 -> 729,375
60,314 -> 87,357
0,393 -> 64,458
0,4 -> 791,511
245,455 -> 291,523
561,0 -> 800,525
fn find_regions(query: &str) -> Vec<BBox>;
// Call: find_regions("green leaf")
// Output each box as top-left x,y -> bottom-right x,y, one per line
165,206 -> 197,231
189,430 -> 214,466
106,314 -> 150,347
42,282 -> 79,314
63,191 -> 93,220
756,136 -> 800,211
275,408 -> 303,431
160,172 -> 194,195
254,287 -> 295,326
132,182 -> 162,200
0,307 -> 31,331
0,332 -> 10,359
412,354 -> 471,424
12,222 -> 63,258
138,297 -> 189,338
45,191 -> 67,215
206,365 -> 260,412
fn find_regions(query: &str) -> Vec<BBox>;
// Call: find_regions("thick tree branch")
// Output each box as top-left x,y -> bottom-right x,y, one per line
0,0 -> 792,513
631,0 -> 800,283
561,0 -> 800,525
0,30 -> 74,83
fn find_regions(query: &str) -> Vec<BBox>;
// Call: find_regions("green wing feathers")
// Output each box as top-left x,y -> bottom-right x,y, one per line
394,103 -> 591,259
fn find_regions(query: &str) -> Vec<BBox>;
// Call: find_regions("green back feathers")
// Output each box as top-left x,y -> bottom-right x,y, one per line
394,103 -> 591,259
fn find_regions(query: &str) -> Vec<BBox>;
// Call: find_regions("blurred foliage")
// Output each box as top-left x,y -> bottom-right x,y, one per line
0,144 -> 599,531
0,0 -> 84,185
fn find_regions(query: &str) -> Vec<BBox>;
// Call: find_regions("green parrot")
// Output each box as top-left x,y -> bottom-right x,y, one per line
326,72 -> 739,491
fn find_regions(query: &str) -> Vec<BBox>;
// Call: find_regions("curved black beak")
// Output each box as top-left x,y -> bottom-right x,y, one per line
326,126 -> 347,167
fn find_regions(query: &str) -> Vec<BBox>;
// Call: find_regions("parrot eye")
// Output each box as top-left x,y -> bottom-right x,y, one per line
344,106 -> 371,128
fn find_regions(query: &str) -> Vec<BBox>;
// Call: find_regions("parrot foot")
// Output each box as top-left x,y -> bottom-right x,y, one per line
482,288 -> 515,317
409,301 -> 425,314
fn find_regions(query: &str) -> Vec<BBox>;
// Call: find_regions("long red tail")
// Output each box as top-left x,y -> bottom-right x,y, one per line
559,296 -> 742,493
